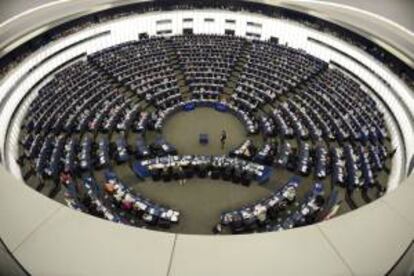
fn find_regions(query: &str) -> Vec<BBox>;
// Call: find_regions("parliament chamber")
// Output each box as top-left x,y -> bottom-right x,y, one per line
0,0 -> 413,275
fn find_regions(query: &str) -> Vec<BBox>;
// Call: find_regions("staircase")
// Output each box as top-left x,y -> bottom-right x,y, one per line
222,40 -> 252,101
167,42 -> 191,102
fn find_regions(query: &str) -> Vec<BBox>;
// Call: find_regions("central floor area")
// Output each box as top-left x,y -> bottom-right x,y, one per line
162,107 -> 258,155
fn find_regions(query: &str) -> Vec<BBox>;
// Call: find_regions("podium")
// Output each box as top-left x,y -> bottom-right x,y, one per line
199,133 -> 208,144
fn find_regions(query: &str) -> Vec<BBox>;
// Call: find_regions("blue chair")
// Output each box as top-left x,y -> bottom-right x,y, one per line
132,161 -> 150,178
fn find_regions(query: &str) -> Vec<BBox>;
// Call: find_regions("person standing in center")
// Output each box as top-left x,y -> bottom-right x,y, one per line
220,130 -> 227,149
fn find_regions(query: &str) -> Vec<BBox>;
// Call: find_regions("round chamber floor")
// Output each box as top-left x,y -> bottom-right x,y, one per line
162,107 -> 261,155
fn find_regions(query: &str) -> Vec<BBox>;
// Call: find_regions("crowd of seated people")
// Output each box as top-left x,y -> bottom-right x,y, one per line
266,181 -> 327,232
61,172 -> 123,223
230,139 -> 257,160
17,34 -> 394,234
172,35 -> 243,99
233,40 -> 326,112
224,136 -> 389,194
103,170 -> 180,227
89,38 -> 182,110
214,177 -> 339,234
216,176 -> 301,234
62,169 -> 180,227
153,99 -> 259,134
133,155 -> 272,185
251,68 -> 389,146
294,71 -> 384,141
1,0 -> 412,94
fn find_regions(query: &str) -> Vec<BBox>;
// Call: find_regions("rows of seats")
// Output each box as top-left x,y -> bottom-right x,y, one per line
133,155 -> 272,185
233,40 -> 327,112
89,38 -> 182,110
103,170 -> 179,227
219,176 -> 301,234
23,132 -> 178,180
228,138 -> 388,190
1,1 -> 412,94
172,35 -> 244,100
292,69 -> 388,143
62,170 -> 179,227
18,34 -> 392,234
153,99 -> 259,134
25,61 -> 114,134
266,180 -> 328,232
217,176 -> 340,234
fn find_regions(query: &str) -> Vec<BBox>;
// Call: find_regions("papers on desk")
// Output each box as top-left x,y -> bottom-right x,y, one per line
220,176 -> 301,228
140,155 -> 269,181
104,170 -> 180,223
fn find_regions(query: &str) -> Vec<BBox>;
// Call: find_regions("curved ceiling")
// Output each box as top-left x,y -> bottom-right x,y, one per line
0,0 -> 413,31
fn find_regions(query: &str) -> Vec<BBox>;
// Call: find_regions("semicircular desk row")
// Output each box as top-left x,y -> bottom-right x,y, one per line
0,165 -> 412,275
